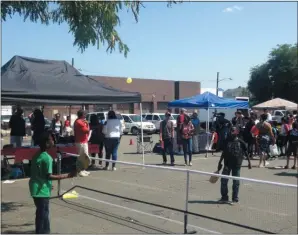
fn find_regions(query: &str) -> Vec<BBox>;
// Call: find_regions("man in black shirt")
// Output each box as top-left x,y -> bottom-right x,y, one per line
215,113 -> 232,151
9,107 -> 26,147
217,127 -> 252,204
160,112 -> 175,165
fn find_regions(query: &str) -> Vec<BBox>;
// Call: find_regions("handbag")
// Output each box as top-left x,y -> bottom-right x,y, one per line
269,144 -> 280,156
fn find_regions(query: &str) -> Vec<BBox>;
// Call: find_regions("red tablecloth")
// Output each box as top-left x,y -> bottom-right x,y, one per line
1,145 -> 99,163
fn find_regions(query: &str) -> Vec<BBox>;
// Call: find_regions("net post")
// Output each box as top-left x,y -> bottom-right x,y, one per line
184,170 -> 190,234
57,150 -> 62,197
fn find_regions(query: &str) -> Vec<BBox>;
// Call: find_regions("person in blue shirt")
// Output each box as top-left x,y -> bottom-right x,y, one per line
191,111 -> 201,153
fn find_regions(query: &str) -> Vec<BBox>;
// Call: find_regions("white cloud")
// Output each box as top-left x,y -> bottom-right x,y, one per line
222,5 -> 243,13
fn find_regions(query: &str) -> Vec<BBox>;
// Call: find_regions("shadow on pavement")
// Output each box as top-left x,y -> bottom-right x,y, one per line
1,229 -> 34,234
188,200 -> 221,205
1,223 -> 34,234
123,152 -> 153,155
1,202 -> 24,212
274,172 -> 298,177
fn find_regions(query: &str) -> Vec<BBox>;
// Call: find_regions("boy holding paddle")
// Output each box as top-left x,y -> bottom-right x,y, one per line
217,126 -> 252,204
29,131 -> 76,234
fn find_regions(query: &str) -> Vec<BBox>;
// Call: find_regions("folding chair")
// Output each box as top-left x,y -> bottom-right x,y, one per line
137,134 -> 154,153
2,144 -> 26,177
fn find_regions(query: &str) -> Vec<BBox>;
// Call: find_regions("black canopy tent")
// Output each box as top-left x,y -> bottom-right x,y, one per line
1,56 -> 146,165
1,56 -> 141,105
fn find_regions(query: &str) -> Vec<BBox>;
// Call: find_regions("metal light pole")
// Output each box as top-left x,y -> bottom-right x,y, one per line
216,72 -> 219,96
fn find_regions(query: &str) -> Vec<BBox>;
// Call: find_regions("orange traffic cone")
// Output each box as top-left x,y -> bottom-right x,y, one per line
129,139 -> 134,145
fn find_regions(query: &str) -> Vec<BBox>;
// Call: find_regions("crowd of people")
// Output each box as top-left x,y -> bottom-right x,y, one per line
213,108 -> 298,169
4,106 -> 297,233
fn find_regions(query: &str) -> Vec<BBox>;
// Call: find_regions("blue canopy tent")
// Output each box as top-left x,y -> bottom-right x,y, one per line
168,92 -> 249,155
168,91 -> 249,109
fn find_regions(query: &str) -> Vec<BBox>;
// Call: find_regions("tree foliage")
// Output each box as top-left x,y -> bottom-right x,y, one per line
1,1 -> 179,57
248,44 -> 298,104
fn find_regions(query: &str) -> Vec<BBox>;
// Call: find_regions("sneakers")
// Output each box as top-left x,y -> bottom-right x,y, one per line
82,170 -> 90,175
218,198 -> 229,204
103,166 -> 117,171
265,161 -> 269,166
291,165 -> 297,170
184,162 -> 187,166
232,198 -> 239,204
170,162 -> 175,166
189,162 -> 192,166
78,171 -> 89,177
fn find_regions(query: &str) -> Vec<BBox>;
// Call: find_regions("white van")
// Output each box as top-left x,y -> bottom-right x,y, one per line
86,111 -> 126,134
142,113 -> 177,131
122,114 -> 156,135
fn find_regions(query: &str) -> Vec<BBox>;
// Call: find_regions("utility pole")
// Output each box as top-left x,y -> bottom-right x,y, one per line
216,72 -> 219,96
71,58 -> 74,67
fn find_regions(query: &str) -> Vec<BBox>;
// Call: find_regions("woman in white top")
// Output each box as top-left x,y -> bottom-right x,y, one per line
103,111 -> 123,171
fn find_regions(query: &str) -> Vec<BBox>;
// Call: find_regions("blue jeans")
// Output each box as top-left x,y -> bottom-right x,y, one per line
162,138 -> 175,164
104,138 -> 120,168
33,197 -> 50,234
220,166 -> 241,202
182,138 -> 192,163
10,136 -> 23,147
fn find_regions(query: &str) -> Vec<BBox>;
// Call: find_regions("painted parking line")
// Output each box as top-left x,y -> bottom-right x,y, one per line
86,175 -> 291,217
61,189 -> 221,234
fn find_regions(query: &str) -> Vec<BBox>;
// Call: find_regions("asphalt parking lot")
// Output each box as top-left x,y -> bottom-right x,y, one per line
1,135 -> 297,234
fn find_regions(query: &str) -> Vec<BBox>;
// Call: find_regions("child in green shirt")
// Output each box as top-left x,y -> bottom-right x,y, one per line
29,131 -> 76,234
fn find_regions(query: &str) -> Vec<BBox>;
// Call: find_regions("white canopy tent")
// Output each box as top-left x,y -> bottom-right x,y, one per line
252,98 -> 298,110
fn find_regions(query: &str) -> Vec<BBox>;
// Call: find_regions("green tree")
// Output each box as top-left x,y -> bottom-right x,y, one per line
247,43 -> 298,104
1,1 -> 178,57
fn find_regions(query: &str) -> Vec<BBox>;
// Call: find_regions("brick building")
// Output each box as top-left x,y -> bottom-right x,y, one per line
31,76 -> 201,119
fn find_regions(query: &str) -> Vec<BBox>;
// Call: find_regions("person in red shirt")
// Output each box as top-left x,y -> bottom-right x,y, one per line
74,110 -> 90,177
176,109 -> 186,154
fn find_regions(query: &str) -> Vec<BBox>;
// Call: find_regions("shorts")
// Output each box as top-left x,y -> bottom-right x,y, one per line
287,144 -> 298,157
76,143 -> 91,171
257,135 -> 270,153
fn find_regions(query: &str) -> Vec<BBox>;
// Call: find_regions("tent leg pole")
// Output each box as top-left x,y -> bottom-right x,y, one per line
140,103 -> 145,166
206,108 -> 209,158
69,106 -> 72,125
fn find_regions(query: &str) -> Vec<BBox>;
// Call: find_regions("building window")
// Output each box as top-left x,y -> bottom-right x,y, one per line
141,102 -> 153,113
157,102 -> 168,110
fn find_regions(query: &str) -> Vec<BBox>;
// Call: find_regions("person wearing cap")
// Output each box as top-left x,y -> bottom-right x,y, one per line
217,126 -> 252,204
160,112 -> 175,165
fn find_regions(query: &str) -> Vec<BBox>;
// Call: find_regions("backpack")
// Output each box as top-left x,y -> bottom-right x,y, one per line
226,139 -> 244,167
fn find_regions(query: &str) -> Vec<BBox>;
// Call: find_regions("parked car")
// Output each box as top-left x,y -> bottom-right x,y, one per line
272,110 -> 291,124
24,117 -> 32,136
142,113 -> 177,132
86,111 -> 126,134
1,115 -> 11,130
121,114 -> 156,135
44,118 -> 51,129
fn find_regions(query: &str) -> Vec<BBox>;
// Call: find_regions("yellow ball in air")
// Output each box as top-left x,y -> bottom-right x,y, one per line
126,77 -> 132,84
